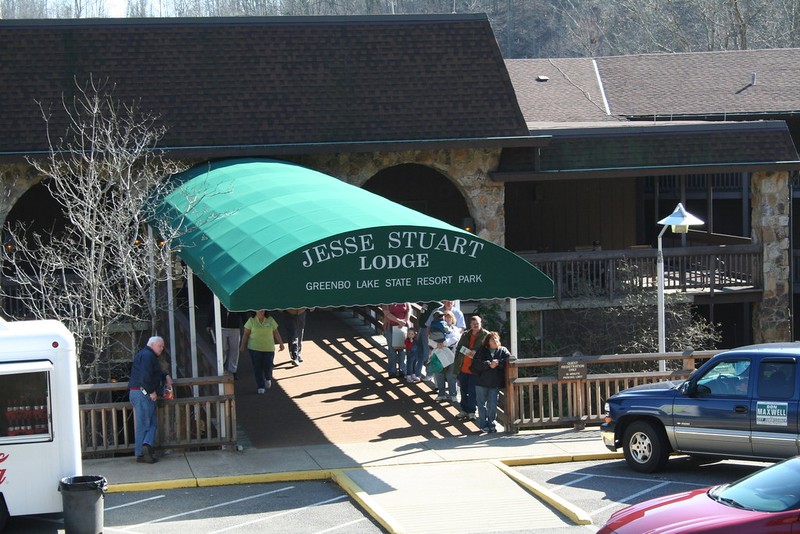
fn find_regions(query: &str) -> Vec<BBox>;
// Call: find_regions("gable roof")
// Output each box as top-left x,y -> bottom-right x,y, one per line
505,58 -> 619,125
596,48 -> 800,118
503,50 -> 800,179
0,15 -> 533,160
508,49 -> 800,125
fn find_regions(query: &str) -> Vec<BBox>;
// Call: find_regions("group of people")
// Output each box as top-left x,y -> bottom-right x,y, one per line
382,300 -> 513,433
130,301 -> 511,465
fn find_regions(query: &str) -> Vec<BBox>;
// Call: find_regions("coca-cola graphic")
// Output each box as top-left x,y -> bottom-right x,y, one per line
5,398 -> 48,436
0,452 -> 8,485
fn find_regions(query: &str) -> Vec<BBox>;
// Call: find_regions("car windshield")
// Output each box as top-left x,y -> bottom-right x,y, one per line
709,457 -> 800,512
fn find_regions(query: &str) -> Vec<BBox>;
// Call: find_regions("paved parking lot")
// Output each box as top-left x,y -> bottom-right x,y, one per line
514,456 -> 773,532
4,456 -> 776,533
3,480 -> 385,534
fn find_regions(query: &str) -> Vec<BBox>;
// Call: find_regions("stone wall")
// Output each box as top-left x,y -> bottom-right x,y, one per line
292,148 -> 505,246
751,170 -> 792,342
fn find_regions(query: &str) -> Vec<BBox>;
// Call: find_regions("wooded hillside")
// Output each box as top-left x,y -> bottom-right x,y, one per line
3,0 -> 797,58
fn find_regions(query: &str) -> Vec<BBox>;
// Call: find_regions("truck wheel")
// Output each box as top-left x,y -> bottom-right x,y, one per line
623,420 -> 670,473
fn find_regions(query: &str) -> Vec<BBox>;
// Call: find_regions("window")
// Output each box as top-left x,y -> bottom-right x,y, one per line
0,362 -> 53,443
697,359 -> 750,396
758,360 -> 796,399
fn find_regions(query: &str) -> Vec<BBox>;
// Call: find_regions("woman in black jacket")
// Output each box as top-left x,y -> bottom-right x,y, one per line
470,331 -> 512,433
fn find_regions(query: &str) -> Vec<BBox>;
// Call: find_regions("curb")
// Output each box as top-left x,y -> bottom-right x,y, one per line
106,451 -> 624,534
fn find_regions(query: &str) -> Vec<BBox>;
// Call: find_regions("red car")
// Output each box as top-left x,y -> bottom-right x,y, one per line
599,457 -> 800,533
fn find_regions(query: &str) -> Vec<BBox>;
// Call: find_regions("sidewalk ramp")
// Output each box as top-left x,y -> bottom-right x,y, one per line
342,461 -> 574,533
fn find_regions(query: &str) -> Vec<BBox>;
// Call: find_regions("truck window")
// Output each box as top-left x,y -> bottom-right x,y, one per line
697,359 -> 750,396
758,361 -> 796,399
0,371 -> 52,442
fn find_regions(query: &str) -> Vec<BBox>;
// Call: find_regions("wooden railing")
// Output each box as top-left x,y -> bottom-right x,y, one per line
76,347 -> 728,453
351,303 -> 424,334
519,244 -> 761,304
503,350 -> 720,432
78,375 -> 236,457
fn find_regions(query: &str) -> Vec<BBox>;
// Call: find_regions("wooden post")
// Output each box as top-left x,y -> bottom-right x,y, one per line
505,360 -> 519,433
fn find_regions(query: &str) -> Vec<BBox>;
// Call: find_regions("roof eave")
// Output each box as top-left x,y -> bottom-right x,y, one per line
492,161 -> 800,182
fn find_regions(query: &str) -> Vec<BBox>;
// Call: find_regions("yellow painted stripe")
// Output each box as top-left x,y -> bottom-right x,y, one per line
196,470 -> 331,487
106,478 -> 197,493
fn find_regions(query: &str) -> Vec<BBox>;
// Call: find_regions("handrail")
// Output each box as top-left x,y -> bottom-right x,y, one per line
76,348 -> 728,451
503,350 -> 720,431
351,303 -> 424,334
77,376 -> 236,457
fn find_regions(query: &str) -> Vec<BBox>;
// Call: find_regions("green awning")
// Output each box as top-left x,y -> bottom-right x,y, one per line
155,158 -> 553,311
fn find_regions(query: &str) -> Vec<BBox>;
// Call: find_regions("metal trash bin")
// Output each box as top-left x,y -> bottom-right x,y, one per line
58,475 -> 107,534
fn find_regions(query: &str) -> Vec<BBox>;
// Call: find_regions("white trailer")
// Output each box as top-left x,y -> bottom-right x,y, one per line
0,318 -> 81,528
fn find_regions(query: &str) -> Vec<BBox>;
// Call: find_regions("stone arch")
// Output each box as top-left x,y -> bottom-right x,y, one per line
5,181 -> 65,236
362,163 -> 470,230
0,165 -> 43,232
292,147 -> 506,245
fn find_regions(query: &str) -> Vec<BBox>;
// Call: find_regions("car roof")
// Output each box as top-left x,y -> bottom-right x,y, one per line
721,342 -> 800,356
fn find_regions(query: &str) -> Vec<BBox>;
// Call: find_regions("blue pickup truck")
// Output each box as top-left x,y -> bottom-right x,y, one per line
601,343 -> 800,472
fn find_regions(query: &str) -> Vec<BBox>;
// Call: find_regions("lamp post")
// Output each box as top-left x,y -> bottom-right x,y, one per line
656,203 -> 704,371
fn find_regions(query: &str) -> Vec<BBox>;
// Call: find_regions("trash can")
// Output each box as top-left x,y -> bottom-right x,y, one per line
58,475 -> 107,534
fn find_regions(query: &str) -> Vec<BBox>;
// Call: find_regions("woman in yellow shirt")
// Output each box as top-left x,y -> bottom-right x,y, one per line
240,310 -> 285,393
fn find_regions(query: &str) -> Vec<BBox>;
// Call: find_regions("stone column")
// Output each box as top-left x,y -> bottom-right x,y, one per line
750,170 -> 791,342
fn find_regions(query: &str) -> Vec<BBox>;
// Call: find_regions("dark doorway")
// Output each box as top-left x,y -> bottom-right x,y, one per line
5,182 -> 65,237
362,163 -> 470,228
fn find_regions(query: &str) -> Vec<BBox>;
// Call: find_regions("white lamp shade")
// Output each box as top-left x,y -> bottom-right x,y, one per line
658,203 -> 704,232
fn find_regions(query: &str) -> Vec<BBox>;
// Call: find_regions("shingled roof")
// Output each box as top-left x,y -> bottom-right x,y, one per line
503,50 -> 800,180
0,14 -> 531,160
507,49 -> 800,124
597,48 -> 800,118
505,58 -> 618,125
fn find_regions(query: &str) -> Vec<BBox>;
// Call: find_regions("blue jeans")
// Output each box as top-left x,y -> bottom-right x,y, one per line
130,389 -> 157,457
475,385 -> 499,429
407,350 -> 424,377
458,373 -> 477,414
249,349 -> 275,389
385,331 -> 407,375
436,365 -> 458,397
285,311 -> 306,358
420,328 -> 433,376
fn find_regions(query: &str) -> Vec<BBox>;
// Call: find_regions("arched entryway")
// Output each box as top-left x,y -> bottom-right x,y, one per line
362,163 -> 472,231
4,182 -> 65,242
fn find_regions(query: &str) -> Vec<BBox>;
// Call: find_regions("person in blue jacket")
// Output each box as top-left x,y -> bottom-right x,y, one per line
129,336 -> 172,464
470,331 -> 512,433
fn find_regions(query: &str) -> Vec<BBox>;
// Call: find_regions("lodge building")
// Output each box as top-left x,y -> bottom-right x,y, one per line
2,14 -> 800,350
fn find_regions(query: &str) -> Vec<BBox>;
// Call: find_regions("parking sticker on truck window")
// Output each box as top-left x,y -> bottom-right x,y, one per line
756,402 -> 788,426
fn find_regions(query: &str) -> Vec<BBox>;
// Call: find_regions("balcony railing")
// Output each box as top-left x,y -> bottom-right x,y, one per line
517,244 -> 762,304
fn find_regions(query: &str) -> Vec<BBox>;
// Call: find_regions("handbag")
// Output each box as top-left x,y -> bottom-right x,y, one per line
391,326 -> 407,349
